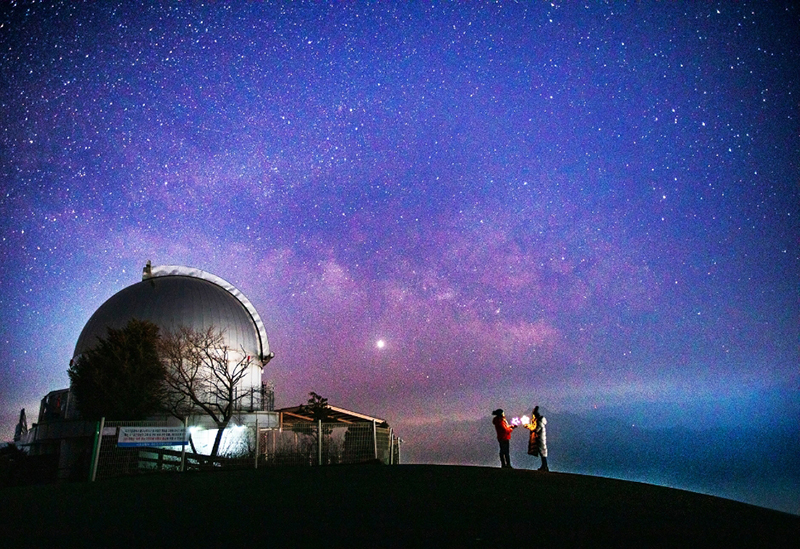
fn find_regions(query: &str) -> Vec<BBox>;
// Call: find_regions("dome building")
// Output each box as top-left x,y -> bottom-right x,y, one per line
15,262 -> 401,478
19,262 -> 280,477
73,262 -> 273,409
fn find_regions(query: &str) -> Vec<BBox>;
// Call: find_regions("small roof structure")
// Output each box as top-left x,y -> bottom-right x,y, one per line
277,405 -> 388,426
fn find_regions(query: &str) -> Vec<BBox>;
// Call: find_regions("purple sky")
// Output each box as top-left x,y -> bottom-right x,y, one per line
1,2 -> 798,513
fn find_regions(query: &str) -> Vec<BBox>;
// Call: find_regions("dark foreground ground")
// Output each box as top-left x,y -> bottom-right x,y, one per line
1,464 -> 797,547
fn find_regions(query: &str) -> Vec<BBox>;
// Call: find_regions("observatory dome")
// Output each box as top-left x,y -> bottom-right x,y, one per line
73,264 -> 272,365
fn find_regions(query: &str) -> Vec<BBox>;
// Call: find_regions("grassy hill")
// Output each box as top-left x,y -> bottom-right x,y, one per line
1,464 -> 797,547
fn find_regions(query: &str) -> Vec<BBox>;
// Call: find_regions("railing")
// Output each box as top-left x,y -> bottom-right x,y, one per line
262,421 -> 400,467
91,420 -> 402,481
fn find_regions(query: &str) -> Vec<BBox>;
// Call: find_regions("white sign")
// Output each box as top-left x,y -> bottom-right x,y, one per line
117,426 -> 188,447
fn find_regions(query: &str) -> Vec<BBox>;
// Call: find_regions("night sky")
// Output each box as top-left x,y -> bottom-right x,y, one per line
1,2 -> 798,513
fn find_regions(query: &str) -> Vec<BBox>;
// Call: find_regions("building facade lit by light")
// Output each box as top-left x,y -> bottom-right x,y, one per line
20,263 -> 278,476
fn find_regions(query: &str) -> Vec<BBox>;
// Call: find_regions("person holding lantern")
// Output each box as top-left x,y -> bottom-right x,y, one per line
524,406 -> 549,471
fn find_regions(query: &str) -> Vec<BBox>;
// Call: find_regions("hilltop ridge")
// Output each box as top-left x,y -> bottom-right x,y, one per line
1,464 -> 797,547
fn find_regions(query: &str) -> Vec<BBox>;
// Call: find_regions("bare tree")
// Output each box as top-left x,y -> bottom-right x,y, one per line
158,326 -> 257,458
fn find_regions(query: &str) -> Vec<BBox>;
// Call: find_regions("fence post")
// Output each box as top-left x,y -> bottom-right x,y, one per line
389,428 -> 394,465
372,420 -> 378,461
316,419 -> 322,466
254,416 -> 259,470
180,417 -> 188,472
88,417 -> 105,482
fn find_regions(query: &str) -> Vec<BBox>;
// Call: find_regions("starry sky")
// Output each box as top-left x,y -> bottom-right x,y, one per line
1,2 -> 798,513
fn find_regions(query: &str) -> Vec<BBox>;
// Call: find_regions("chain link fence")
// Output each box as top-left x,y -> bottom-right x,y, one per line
93,419 -> 401,480
261,422 -> 400,467
94,420 -> 177,480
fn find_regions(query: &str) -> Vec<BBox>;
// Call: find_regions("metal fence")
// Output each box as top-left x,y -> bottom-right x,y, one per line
261,421 -> 400,467
94,420 -> 176,481
92,419 -> 401,481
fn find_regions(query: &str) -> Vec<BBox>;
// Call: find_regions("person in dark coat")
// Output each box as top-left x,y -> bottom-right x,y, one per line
492,409 -> 517,468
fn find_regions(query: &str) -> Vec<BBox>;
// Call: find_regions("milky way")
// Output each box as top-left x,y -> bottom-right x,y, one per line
1,2 -> 798,512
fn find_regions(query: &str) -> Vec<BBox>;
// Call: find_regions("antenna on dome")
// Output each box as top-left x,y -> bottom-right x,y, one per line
142,260 -> 153,280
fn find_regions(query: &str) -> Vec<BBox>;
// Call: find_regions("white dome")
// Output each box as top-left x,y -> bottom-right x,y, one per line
74,264 -> 272,365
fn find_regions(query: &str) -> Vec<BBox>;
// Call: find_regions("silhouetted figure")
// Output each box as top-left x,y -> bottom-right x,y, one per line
13,408 -> 27,442
524,408 -> 538,458
530,406 -> 548,471
492,409 -> 517,468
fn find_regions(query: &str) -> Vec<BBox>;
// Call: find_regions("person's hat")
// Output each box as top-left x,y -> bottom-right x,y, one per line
492,409 -> 504,416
